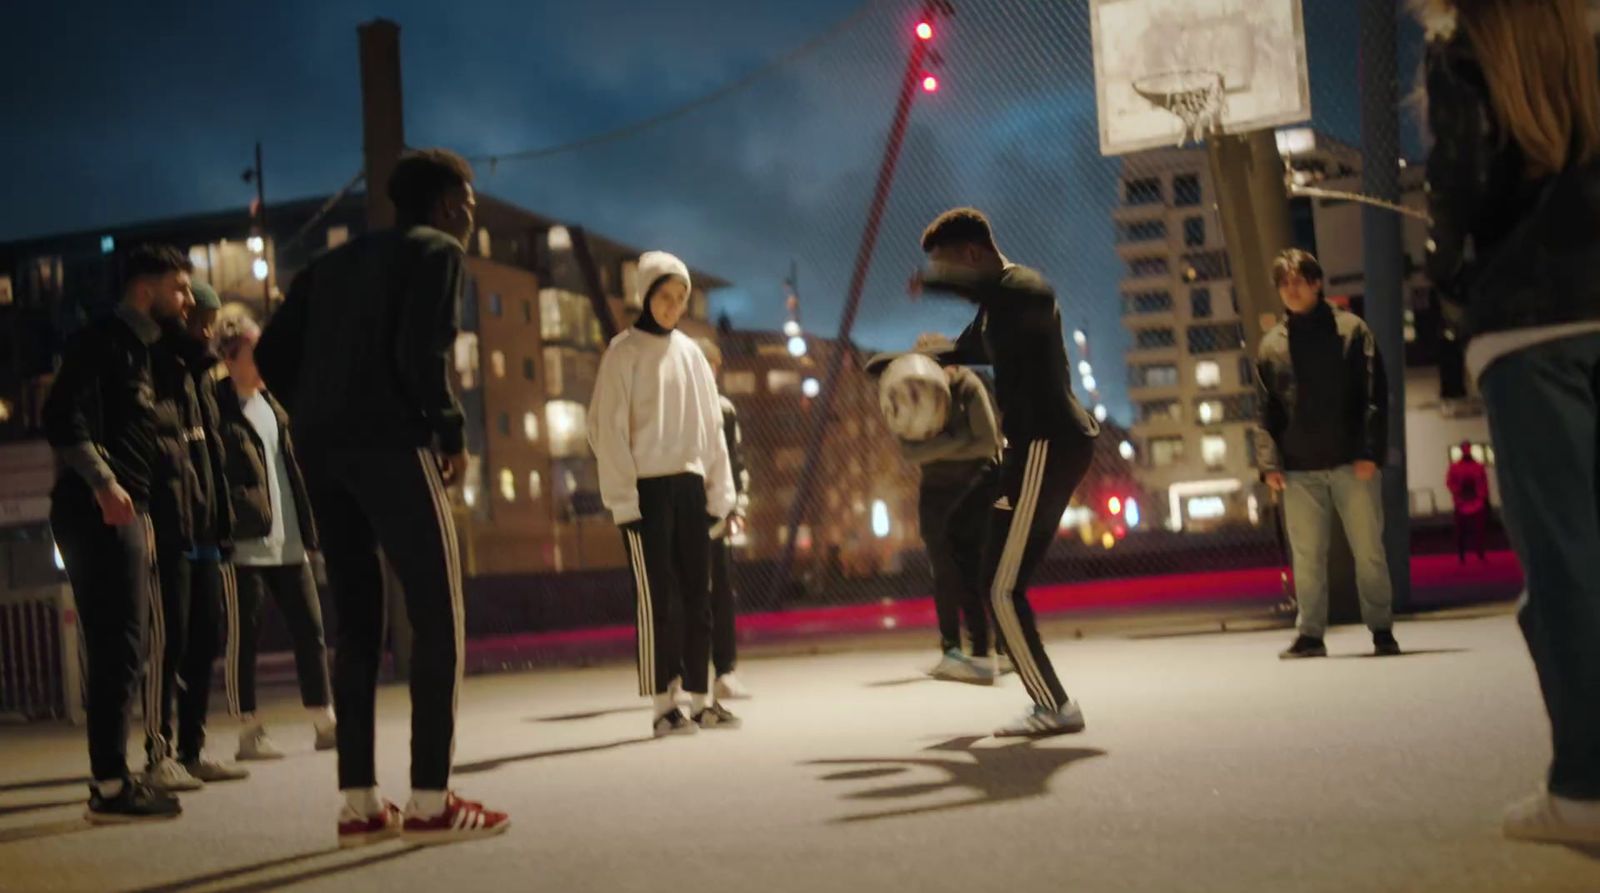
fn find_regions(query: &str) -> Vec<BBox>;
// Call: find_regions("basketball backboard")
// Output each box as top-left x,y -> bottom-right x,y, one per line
1091,0 -> 1312,156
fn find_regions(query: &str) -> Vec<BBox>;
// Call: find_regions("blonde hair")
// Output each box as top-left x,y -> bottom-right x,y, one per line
1420,0 -> 1600,177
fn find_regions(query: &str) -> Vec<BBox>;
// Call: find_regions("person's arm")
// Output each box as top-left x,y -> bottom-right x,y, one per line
698,355 -> 736,524
1351,322 -> 1387,465
587,344 -> 641,526
722,398 -> 750,514
1253,348 -> 1285,481
255,265 -> 312,411
43,329 -> 118,491
394,242 -> 467,456
1424,37 -> 1495,301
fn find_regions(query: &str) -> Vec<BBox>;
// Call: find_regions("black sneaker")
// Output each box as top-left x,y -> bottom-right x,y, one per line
652,708 -> 698,738
85,779 -> 182,824
1279,635 -> 1328,660
692,702 -> 742,730
1373,629 -> 1402,656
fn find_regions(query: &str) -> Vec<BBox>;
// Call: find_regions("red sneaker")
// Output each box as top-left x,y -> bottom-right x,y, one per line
338,801 -> 402,849
401,793 -> 510,845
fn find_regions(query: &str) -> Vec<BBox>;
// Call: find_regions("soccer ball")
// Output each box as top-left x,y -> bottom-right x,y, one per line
878,353 -> 950,442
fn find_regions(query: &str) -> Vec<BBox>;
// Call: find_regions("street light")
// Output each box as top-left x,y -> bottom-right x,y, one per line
247,235 -> 265,254
916,21 -> 933,40
1094,404 -> 1108,422
783,320 -> 801,337
252,258 -> 269,281
921,75 -> 939,93
1119,440 -> 1135,460
788,336 -> 807,357
802,377 -> 820,398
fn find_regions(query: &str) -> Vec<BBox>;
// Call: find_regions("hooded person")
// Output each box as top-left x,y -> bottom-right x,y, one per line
587,251 -> 740,736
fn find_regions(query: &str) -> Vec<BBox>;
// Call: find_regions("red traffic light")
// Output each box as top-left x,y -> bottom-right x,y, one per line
916,21 -> 934,40
921,75 -> 939,93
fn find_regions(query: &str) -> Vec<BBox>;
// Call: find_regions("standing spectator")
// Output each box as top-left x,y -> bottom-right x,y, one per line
1446,440 -> 1491,563
44,244 -> 192,822
1255,248 -> 1400,660
214,315 -> 336,760
694,337 -> 752,702
1420,0 -> 1600,844
255,148 -> 508,847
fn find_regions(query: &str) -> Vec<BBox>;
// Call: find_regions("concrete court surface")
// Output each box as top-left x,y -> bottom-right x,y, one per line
2,611 -> 1598,893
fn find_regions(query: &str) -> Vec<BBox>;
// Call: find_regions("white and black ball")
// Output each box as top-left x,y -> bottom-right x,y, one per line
878,353 -> 950,442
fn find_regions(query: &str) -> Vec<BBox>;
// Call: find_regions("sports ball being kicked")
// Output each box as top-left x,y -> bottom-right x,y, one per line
878,353 -> 950,442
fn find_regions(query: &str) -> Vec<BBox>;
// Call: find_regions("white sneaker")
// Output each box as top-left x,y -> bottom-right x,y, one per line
237,725 -> 286,761
993,702 -> 1087,738
714,673 -> 752,701
928,650 -> 997,686
143,757 -> 204,792
1504,791 -> 1600,845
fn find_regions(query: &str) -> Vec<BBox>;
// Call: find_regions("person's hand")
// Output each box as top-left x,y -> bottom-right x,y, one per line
907,270 -> 925,301
1353,460 -> 1378,481
1264,472 -> 1286,493
94,483 -> 136,527
729,513 -> 746,538
438,450 -> 468,487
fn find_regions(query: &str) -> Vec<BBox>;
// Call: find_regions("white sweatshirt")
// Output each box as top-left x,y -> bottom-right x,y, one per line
588,327 -> 736,525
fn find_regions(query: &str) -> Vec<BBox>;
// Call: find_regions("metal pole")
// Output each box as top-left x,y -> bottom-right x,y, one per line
777,2 -> 940,597
1359,0 -> 1412,611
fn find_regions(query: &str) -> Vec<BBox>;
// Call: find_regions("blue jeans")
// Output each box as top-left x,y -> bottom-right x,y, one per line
1480,333 -> 1600,800
1283,465 -> 1395,637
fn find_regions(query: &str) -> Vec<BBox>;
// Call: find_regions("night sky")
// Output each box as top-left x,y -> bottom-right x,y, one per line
0,0 -> 1422,424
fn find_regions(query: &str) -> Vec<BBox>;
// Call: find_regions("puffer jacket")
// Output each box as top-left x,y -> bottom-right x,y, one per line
215,380 -> 319,551
1424,30 -> 1600,336
1253,300 -> 1388,474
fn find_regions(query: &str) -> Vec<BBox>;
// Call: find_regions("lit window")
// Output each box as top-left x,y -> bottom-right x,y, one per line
1150,436 -> 1185,467
326,225 -> 350,249
1202,434 -> 1228,469
871,501 -> 891,538
723,371 -> 757,395
1187,496 -> 1227,520
0,398 -> 11,423
454,333 -> 480,389
491,351 -> 506,378
1197,400 -> 1222,425
528,471 -> 543,500
545,400 -> 588,458
499,468 -> 516,502
0,275 -> 12,306
524,412 -> 540,441
477,228 -> 491,258
768,370 -> 801,394
1195,360 -> 1222,389
547,226 -> 571,251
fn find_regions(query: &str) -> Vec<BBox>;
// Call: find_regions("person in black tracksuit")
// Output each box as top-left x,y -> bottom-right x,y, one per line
694,338 -> 751,701
589,251 -> 739,737
255,148 -> 508,845
142,282 -> 243,790
913,207 -> 1100,738
43,244 -> 192,822
214,314 -> 335,760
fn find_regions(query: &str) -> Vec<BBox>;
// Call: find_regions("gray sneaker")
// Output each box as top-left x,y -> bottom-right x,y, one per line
314,723 -> 337,752
144,757 -> 204,792
182,755 -> 249,783
236,726 -> 286,761
993,702 -> 1087,738
928,650 -> 997,686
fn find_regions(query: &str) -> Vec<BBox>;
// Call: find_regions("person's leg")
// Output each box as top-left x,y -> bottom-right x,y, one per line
1481,339 -> 1600,803
947,468 -> 995,657
53,500 -> 149,785
1329,465 -> 1396,634
176,557 -> 223,763
266,562 -> 335,714
1457,512 -> 1468,564
1281,472 -> 1335,639
708,536 -> 737,678
300,449 -> 385,793
147,536 -> 189,767
920,479 -> 968,655
1473,510 -> 1489,561
622,478 -> 683,706
986,439 -> 1092,715
674,477 -> 713,698
228,565 -> 268,720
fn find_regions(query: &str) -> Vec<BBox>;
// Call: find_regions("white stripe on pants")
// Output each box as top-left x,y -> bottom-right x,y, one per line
625,529 -> 656,696
222,563 -> 241,717
141,516 -> 168,760
416,449 -> 466,771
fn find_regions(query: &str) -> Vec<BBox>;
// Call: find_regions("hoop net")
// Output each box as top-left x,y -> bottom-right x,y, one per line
1131,70 -> 1226,147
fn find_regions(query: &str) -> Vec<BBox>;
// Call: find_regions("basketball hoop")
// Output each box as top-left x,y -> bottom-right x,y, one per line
1132,70 -> 1227,147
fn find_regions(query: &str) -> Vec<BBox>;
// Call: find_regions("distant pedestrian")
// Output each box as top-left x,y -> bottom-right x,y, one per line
1446,441 -> 1491,563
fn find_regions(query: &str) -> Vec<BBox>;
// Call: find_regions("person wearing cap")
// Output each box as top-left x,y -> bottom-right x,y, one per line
589,251 -> 740,737
869,339 -> 1004,685
143,279 -> 246,791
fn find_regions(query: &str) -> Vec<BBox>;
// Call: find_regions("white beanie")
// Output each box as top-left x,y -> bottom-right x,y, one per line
636,251 -> 692,306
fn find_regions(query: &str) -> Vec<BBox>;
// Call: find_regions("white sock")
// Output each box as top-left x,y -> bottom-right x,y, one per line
690,693 -> 708,715
408,789 -> 448,819
343,787 -> 382,818
96,778 -> 125,798
307,705 -> 335,731
652,692 -> 676,718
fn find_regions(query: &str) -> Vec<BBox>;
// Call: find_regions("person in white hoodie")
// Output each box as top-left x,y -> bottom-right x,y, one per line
588,251 -> 740,737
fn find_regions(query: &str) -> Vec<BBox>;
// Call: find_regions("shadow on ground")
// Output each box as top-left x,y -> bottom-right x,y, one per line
119,844 -> 422,893
0,797 -> 82,817
526,706 -> 651,723
455,736 -> 658,774
1327,648 -> 1471,660
807,736 -> 1106,824
0,775 -> 89,794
